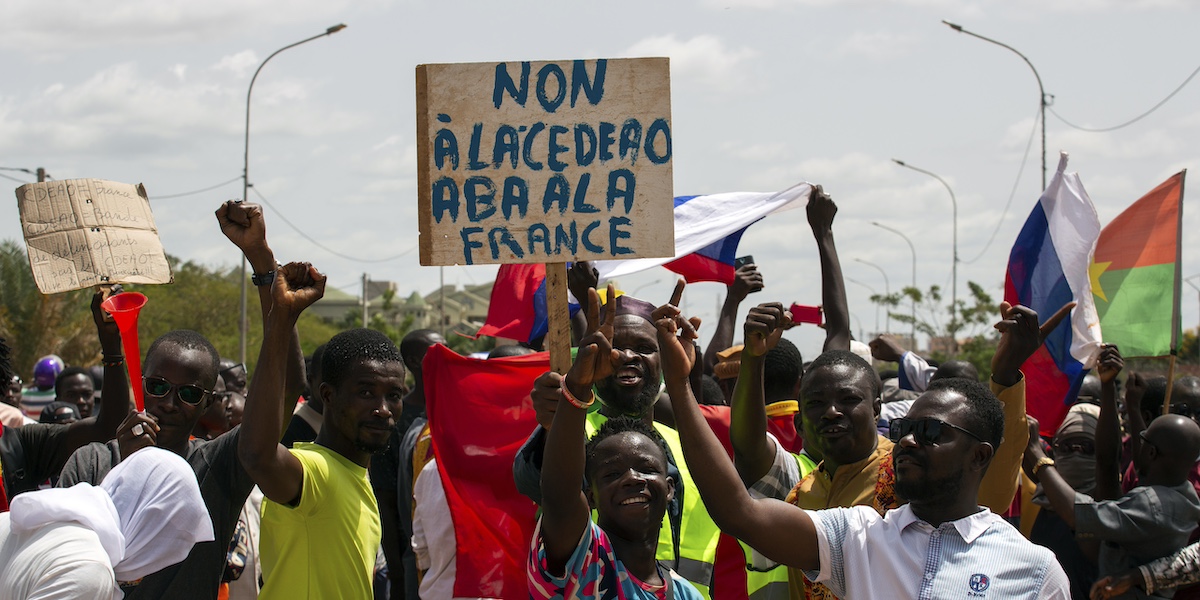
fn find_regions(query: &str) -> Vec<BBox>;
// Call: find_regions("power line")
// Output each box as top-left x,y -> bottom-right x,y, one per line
0,172 -> 31,184
1050,60 -> 1200,133
151,176 -> 242,199
962,105 -> 1040,265
249,187 -> 416,264
0,167 -> 36,175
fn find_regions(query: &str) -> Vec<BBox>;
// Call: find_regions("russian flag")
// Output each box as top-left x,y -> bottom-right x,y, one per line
477,183 -> 812,342
596,182 -> 812,281
1004,152 -> 1103,436
661,196 -> 754,284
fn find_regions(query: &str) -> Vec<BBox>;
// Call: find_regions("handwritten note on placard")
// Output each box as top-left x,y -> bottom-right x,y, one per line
16,178 -> 173,293
416,57 -> 674,266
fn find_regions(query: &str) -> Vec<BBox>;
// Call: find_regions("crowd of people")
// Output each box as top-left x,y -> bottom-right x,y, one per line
0,187 -> 1197,600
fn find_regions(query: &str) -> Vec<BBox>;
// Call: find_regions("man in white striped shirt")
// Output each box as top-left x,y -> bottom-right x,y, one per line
656,299 -> 1071,600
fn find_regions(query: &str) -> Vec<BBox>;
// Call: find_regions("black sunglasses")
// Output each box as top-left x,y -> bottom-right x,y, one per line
889,417 -> 984,446
143,376 -> 213,406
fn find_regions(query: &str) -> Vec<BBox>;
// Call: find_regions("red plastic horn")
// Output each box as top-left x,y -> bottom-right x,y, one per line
101,292 -> 148,411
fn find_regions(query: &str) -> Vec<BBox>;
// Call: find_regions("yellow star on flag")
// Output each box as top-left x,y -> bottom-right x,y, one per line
1089,260 -> 1111,303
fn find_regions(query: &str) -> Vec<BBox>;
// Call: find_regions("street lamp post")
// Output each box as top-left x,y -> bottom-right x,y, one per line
871,222 -> 918,347
845,276 -> 880,335
853,258 -> 891,333
943,20 -> 1049,191
893,158 -> 958,355
240,23 -> 346,364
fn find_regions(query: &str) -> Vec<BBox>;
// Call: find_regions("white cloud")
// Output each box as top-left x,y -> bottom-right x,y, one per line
0,0 -> 367,53
621,34 -> 758,92
836,31 -> 919,61
211,51 -> 259,79
0,61 -> 364,158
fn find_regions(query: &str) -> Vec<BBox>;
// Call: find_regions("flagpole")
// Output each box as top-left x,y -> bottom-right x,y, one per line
1164,355 -> 1178,417
1172,170 -> 1187,355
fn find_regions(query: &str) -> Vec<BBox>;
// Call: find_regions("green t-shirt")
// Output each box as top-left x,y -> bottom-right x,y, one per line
260,442 -> 380,599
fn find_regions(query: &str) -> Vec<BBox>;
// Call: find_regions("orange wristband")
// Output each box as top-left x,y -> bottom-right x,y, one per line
561,383 -> 594,409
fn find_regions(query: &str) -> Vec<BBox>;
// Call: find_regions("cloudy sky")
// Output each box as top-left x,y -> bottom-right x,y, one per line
5,0 -> 1199,359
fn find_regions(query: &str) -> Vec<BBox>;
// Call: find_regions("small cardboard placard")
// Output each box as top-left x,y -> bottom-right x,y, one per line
416,57 -> 675,266
16,178 -> 173,294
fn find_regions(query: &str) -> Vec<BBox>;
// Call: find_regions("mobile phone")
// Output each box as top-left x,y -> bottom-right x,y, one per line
789,303 -> 823,326
734,255 -> 754,269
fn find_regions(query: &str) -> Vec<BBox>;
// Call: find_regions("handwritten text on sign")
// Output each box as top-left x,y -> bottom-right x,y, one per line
16,179 -> 173,294
416,57 -> 674,266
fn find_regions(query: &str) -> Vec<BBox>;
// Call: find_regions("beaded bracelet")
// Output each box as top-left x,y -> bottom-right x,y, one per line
561,383 -> 594,409
102,355 -> 125,367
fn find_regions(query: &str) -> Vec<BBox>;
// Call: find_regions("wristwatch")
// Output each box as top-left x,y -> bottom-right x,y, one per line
1032,456 -> 1056,479
251,266 -> 277,287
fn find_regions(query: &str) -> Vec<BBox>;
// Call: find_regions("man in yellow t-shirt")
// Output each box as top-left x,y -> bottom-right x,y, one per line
237,262 -> 405,599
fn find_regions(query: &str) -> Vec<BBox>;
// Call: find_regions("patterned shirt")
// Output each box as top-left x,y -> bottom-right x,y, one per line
805,504 -> 1070,600
1139,540 -> 1200,596
528,519 -> 704,600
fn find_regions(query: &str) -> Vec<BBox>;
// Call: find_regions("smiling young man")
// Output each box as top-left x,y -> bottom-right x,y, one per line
240,285 -> 408,600
531,284 -> 702,599
513,288 -> 723,597
652,291 -> 1071,599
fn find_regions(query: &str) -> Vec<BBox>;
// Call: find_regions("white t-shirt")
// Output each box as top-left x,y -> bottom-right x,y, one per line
0,514 -> 117,600
411,460 -> 498,600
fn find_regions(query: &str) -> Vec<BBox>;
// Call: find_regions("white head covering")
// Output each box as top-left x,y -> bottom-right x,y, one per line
10,482 -> 125,567
8,447 -> 213,594
99,446 -> 214,582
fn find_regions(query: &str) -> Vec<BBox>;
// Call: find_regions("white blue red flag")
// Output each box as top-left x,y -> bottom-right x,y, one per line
1004,152 -> 1103,435
595,182 -> 811,281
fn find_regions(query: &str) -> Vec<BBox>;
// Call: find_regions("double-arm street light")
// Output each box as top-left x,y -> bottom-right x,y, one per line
943,20 -> 1049,191
871,222 -> 917,346
893,158 -> 958,354
239,23 -> 347,364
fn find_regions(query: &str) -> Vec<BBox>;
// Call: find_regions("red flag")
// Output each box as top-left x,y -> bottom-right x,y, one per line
476,264 -> 548,343
423,344 -> 543,598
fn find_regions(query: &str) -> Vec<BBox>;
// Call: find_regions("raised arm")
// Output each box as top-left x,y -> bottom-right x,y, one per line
540,284 -> 618,574
238,262 -> 326,505
808,186 -> 850,352
1093,345 -> 1124,501
61,290 -> 133,459
703,264 -> 763,375
978,301 -> 1073,512
1124,372 -> 1148,461
654,281 -> 820,571
730,302 -> 788,486
217,200 -> 307,418
1022,415 -> 1080,529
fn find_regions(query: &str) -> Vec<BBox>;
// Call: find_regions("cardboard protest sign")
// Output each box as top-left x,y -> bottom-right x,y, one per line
16,178 -> 173,294
416,57 -> 674,267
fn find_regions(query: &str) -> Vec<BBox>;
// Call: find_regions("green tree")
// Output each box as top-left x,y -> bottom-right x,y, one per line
0,241 -> 341,376
871,281 -> 998,358
0,240 -> 95,375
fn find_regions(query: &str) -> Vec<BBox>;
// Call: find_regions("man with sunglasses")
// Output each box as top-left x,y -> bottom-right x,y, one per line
56,200 -> 308,599
655,287 -> 1072,599
57,328 -> 253,599
1025,345 -> 1200,598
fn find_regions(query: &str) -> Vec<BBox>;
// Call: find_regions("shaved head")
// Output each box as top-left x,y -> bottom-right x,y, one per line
1142,415 -> 1200,484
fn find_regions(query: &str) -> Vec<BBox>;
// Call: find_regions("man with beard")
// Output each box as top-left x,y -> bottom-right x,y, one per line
651,293 -> 1071,599
513,289 -> 721,598
239,267 -> 405,599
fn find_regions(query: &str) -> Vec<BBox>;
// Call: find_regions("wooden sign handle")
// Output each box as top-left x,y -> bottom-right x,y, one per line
545,262 -> 572,375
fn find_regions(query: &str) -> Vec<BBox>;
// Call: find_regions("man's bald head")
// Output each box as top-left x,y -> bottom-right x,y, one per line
1141,414 -> 1200,485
